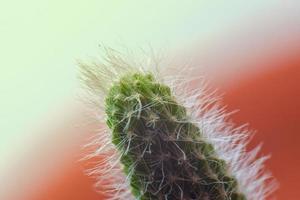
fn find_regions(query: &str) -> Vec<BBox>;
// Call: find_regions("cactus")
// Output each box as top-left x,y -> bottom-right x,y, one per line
80,48 -> 276,200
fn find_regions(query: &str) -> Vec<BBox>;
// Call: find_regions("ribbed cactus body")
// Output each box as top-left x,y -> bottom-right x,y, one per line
105,72 -> 246,200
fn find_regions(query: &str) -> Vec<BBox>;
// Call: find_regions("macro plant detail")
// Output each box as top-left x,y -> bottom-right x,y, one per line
105,72 -> 245,200
80,49 -> 276,200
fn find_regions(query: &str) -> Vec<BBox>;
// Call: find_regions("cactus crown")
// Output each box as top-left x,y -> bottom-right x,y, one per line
105,72 -> 246,200
80,49 -> 276,200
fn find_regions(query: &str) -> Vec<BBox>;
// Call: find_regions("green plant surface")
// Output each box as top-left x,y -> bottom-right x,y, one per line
105,72 -> 246,200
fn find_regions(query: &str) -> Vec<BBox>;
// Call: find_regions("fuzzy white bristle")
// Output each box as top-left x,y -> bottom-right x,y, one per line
80,47 -> 277,200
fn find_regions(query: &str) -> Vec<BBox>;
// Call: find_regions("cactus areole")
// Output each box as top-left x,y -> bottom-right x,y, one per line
105,72 -> 246,200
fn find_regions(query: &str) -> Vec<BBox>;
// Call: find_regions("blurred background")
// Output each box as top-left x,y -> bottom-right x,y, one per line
0,1 -> 299,199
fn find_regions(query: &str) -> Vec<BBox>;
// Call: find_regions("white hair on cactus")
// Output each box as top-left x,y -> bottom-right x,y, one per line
163,68 -> 277,200
79,47 -> 277,200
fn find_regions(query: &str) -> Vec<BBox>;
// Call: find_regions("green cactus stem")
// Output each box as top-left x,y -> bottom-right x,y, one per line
105,72 -> 246,200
